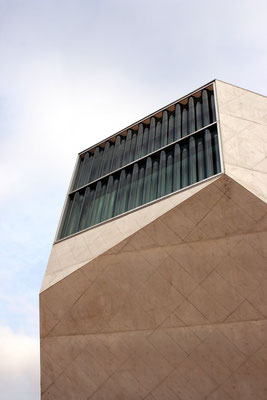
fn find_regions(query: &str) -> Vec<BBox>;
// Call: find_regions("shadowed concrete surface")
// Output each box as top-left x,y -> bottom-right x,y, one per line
40,176 -> 267,399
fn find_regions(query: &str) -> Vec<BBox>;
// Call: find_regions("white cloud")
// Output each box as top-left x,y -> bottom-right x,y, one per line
0,326 -> 40,400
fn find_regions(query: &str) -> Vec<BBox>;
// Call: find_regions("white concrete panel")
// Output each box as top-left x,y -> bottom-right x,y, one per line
216,80 -> 267,202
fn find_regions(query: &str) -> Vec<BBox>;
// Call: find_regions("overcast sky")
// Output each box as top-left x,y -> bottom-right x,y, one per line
0,0 -> 266,398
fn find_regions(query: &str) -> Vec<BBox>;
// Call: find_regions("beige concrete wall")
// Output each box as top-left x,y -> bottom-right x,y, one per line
40,175 -> 267,399
40,81 -> 267,399
41,176 -> 219,292
42,80 -> 267,293
215,80 -> 267,203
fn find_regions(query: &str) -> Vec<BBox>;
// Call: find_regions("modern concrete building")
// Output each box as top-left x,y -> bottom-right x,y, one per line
40,80 -> 267,400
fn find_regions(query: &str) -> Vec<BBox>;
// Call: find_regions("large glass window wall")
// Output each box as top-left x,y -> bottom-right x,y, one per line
57,85 -> 221,240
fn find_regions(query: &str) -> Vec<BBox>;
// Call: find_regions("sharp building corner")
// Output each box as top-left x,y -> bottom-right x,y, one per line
40,80 -> 267,400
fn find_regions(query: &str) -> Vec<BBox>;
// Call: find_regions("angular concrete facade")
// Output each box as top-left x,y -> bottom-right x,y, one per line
40,81 -> 267,399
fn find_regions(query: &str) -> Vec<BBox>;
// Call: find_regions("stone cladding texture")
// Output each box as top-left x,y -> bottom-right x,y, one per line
40,176 -> 267,400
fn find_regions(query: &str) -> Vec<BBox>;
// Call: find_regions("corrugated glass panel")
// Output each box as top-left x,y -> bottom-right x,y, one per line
58,84 -> 221,240
128,163 -> 139,211
174,103 -> 182,140
161,111 -> 168,147
165,151 -> 173,195
150,159 -> 158,202
189,136 -> 197,185
135,166 -> 145,208
147,117 -> 156,153
168,114 -> 174,144
142,157 -> 153,204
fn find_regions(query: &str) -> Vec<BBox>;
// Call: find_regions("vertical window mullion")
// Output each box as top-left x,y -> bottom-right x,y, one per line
181,108 -> 188,137
168,114 -> 174,144
128,163 -> 139,211
181,143 -> 189,188
173,143 -> 181,192
165,151 -> 173,195
202,89 -> 210,126
212,128 -> 221,174
135,124 -> 144,159
150,159 -> 159,201
174,103 -> 182,140
210,92 -> 216,122
161,111 -> 168,147
154,120 -> 161,151
141,127 -> 149,157
196,135 -> 205,181
189,136 -> 197,185
147,117 -> 156,153
188,97 -> 196,134
195,101 -> 203,130
142,157 -> 153,204
59,87 -> 221,240
158,150 -> 166,198
204,128 -> 214,178
123,130 -> 133,165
